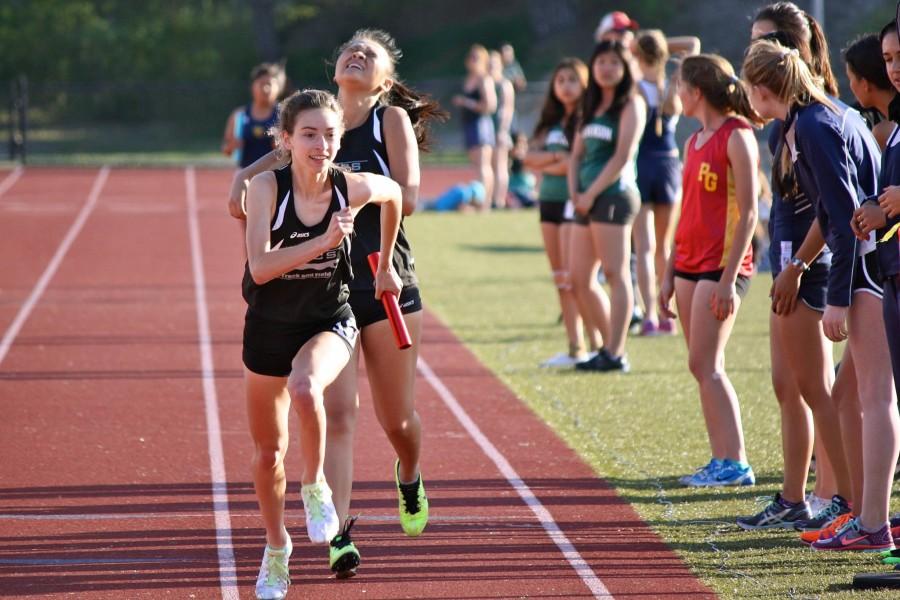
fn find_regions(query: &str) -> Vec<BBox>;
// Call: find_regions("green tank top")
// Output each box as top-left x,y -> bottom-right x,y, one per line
578,112 -> 636,195
538,123 -> 569,202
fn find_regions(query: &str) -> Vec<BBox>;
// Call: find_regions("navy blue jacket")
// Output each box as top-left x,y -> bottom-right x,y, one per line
788,99 -> 881,307
877,124 -> 900,278
767,123 -> 831,275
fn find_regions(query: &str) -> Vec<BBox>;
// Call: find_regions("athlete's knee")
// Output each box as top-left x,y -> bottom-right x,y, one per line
770,370 -> 795,404
380,411 -> 419,440
253,442 -> 288,472
326,402 -> 358,437
288,374 -> 324,415
602,266 -> 626,285
570,271 -> 593,294
687,353 -> 721,383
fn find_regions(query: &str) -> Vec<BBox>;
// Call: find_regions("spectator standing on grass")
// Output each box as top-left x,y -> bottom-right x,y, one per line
501,43 -> 527,93
453,44 -> 497,211
733,7 -> 853,534
658,54 -> 762,488
744,39 -> 896,552
569,40 -> 645,374
632,29 -> 689,337
524,57 -> 601,367
489,50 -> 516,209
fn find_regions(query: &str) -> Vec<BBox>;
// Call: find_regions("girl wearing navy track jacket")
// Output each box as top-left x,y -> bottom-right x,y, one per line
744,39 -> 897,552
853,22 -> 900,398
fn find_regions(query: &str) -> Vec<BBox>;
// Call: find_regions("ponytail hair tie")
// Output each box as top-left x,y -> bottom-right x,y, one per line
781,47 -> 800,59
729,74 -> 741,84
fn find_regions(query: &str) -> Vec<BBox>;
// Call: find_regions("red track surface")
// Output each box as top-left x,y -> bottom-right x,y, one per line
0,167 -> 714,599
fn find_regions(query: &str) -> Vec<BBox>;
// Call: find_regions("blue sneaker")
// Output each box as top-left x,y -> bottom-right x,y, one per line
702,460 -> 755,487
680,458 -> 724,487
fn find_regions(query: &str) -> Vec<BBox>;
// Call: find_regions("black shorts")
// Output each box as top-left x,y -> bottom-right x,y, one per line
674,269 -> 751,299
539,200 -> 574,224
852,251 -> 884,300
770,261 -> 829,312
242,307 -> 359,377
637,155 -> 681,205
769,240 -> 830,312
588,188 -> 641,225
463,116 -> 495,149
349,286 -> 423,329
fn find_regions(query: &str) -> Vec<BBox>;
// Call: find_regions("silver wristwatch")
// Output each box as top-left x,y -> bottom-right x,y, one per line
789,256 -> 809,272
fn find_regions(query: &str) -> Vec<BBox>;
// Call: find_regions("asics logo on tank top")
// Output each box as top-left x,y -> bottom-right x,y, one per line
582,123 -> 614,141
269,179 -> 350,282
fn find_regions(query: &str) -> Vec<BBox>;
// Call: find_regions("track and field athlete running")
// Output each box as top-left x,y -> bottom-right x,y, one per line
242,89 -> 402,599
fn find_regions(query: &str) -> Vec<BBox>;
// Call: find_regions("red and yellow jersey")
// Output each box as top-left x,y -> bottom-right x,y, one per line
674,117 -> 754,277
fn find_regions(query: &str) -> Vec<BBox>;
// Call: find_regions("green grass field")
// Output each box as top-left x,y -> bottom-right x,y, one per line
406,209 -> 898,599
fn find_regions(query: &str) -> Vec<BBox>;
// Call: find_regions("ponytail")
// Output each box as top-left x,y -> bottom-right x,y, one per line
742,40 -> 837,195
383,80 -> 448,152
752,3 -> 838,96
804,11 -> 839,96
680,54 -> 765,126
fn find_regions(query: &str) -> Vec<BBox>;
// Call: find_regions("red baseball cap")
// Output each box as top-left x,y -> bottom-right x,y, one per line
595,11 -> 639,40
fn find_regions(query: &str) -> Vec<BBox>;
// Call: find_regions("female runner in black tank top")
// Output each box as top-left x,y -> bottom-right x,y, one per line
242,89 -> 402,599
228,29 -> 446,578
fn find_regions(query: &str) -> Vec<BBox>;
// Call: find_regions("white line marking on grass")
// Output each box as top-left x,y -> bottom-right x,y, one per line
0,167 -> 108,368
185,166 -> 239,600
0,165 -> 23,198
418,356 -> 614,599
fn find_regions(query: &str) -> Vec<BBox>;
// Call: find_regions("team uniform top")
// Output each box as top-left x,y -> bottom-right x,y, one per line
637,80 -> 678,159
334,105 -> 417,292
766,123 -> 832,273
460,87 -> 484,127
578,112 -> 637,195
239,105 -> 278,168
674,117 -> 754,276
786,99 -> 881,307
875,124 -> 900,279
241,166 -> 352,323
538,123 -> 569,202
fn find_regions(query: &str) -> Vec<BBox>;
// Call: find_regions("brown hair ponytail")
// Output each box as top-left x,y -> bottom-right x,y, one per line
742,40 -> 837,195
679,54 -> 765,126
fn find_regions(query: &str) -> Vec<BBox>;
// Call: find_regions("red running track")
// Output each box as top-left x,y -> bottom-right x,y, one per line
0,167 -> 714,599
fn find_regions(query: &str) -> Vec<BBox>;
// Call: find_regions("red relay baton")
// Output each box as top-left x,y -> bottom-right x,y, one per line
367,252 -> 412,349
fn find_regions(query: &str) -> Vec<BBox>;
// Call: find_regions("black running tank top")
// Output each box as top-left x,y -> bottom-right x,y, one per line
335,105 -> 418,292
242,166 -> 353,323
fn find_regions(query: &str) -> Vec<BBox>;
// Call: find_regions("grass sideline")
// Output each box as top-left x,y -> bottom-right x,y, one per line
406,208 -> 899,599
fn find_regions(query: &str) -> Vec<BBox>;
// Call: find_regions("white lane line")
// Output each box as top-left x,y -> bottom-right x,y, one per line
0,166 -> 108,368
0,165 -> 23,199
0,512 -> 529,522
0,558 -> 197,566
418,356 -> 613,599
185,166 -> 238,600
